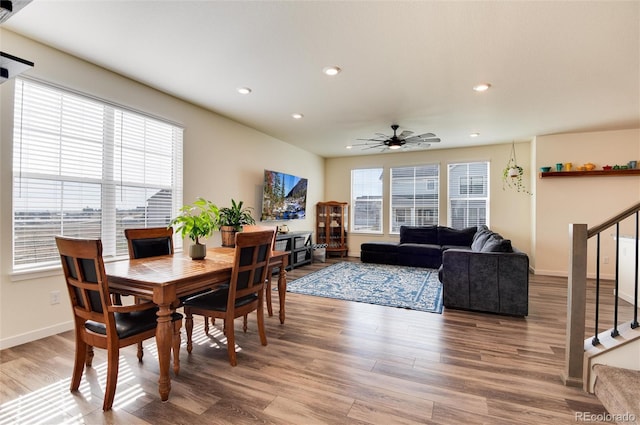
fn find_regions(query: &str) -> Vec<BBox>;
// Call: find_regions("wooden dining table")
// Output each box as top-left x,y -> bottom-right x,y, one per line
104,247 -> 288,402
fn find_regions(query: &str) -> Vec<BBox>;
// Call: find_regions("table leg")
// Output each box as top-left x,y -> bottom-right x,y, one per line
155,302 -> 173,401
277,266 -> 287,324
266,268 -> 273,317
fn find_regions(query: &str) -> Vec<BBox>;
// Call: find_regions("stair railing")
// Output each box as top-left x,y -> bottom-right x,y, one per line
562,201 -> 640,388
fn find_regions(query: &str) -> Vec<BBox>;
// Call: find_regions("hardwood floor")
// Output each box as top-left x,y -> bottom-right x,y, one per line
0,257 -> 630,424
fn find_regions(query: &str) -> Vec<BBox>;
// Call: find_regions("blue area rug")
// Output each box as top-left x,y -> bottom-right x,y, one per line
286,262 -> 443,313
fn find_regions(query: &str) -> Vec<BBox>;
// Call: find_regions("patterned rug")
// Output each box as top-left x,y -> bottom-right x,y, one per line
286,262 -> 443,313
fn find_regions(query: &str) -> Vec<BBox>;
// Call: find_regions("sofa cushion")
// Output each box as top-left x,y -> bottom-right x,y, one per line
481,234 -> 514,253
399,225 -> 438,244
361,242 -> 399,253
398,243 -> 442,268
438,226 -> 477,247
441,244 -> 473,252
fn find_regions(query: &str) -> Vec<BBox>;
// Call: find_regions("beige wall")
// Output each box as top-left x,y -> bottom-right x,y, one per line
0,31 -> 324,348
324,142 -> 534,259
533,129 -> 640,278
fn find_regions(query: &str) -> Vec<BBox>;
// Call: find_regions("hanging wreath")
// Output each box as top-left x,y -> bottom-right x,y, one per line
502,142 -> 532,195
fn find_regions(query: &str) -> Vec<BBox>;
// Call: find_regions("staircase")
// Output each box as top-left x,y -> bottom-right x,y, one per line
592,364 -> 640,424
562,202 -> 640,418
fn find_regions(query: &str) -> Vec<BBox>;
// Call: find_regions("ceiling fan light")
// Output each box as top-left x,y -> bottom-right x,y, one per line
388,144 -> 402,150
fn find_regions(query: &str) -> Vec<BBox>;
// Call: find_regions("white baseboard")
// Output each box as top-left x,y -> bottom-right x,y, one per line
0,321 -> 74,350
532,269 -> 615,281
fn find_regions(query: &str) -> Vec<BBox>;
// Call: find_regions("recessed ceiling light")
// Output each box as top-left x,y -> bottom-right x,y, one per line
292,113 -> 304,119
346,145 -> 352,149
473,83 -> 491,92
470,133 -> 480,138
322,66 -> 341,76
237,87 -> 252,95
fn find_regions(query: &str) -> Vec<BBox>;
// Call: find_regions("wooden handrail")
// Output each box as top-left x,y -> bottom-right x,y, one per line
588,201 -> 640,238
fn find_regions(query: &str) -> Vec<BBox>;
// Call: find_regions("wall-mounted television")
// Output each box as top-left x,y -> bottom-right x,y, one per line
261,169 -> 307,221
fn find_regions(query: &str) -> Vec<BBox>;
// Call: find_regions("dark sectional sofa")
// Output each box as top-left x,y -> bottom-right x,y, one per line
360,225 -> 529,316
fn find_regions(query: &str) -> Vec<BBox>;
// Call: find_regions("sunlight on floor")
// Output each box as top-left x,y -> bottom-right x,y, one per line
0,355 -> 145,424
188,320 -> 242,353
0,320 -> 248,424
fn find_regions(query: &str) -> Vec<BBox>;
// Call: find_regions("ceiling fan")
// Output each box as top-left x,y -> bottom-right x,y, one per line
353,124 -> 440,152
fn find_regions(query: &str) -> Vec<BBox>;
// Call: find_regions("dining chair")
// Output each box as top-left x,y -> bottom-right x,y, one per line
123,226 -> 176,360
55,236 -> 183,411
183,229 -> 274,366
240,225 -> 278,318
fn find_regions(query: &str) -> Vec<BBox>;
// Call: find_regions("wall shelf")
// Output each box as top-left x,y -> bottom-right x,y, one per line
539,169 -> 640,178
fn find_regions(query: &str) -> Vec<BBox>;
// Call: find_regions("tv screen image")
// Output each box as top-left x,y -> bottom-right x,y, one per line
261,169 -> 307,221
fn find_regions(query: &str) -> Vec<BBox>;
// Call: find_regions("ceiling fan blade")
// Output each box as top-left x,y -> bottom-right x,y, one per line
405,135 -> 440,144
415,132 -> 436,138
351,143 -> 381,147
403,143 -> 432,150
361,144 -> 385,150
356,138 -> 386,142
398,130 -> 414,138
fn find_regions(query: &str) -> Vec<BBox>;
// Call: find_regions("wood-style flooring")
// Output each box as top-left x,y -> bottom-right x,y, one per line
0,257 -> 633,424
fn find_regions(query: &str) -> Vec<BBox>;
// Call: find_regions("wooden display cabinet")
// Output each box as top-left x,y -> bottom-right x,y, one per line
316,201 -> 348,257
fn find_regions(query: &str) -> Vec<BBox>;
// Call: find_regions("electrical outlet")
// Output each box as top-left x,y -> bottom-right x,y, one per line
603,256 -> 609,264
50,290 -> 61,305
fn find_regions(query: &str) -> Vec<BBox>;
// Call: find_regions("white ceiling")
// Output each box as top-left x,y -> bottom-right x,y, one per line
3,1 -> 639,158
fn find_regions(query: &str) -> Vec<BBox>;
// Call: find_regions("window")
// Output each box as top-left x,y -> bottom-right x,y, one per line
351,168 -> 383,233
390,164 -> 439,233
12,78 -> 183,270
448,162 -> 489,229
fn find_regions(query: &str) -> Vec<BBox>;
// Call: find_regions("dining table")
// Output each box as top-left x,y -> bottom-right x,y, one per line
104,246 -> 288,402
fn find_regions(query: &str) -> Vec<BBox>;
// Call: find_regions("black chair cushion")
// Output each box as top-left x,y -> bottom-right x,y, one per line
184,287 -> 258,312
131,237 -> 172,259
85,309 -> 182,339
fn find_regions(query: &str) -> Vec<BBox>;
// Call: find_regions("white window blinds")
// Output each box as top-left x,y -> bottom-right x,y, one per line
12,78 -> 183,270
390,164 -> 439,233
447,162 -> 489,228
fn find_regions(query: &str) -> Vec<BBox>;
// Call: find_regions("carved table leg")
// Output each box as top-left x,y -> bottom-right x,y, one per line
155,302 -> 173,401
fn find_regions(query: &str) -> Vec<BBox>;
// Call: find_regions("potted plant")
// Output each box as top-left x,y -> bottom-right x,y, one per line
169,197 -> 219,259
502,142 -> 532,195
218,199 -> 256,247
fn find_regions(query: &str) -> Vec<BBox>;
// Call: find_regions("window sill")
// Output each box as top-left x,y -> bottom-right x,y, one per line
11,249 -> 185,282
10,265 -> 62,282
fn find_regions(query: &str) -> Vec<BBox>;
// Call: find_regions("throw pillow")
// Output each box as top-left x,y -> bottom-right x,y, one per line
471,230 -> 493,251
481,234 -> 514,253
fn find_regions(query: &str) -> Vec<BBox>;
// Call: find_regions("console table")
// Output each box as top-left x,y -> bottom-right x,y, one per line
274,231 -> 313,270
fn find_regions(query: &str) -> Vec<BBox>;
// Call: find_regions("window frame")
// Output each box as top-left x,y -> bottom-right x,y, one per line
11,77 -> 184,272
447,161 -> 490,229
389,164 -> 440,234
350,168 -> 384,234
